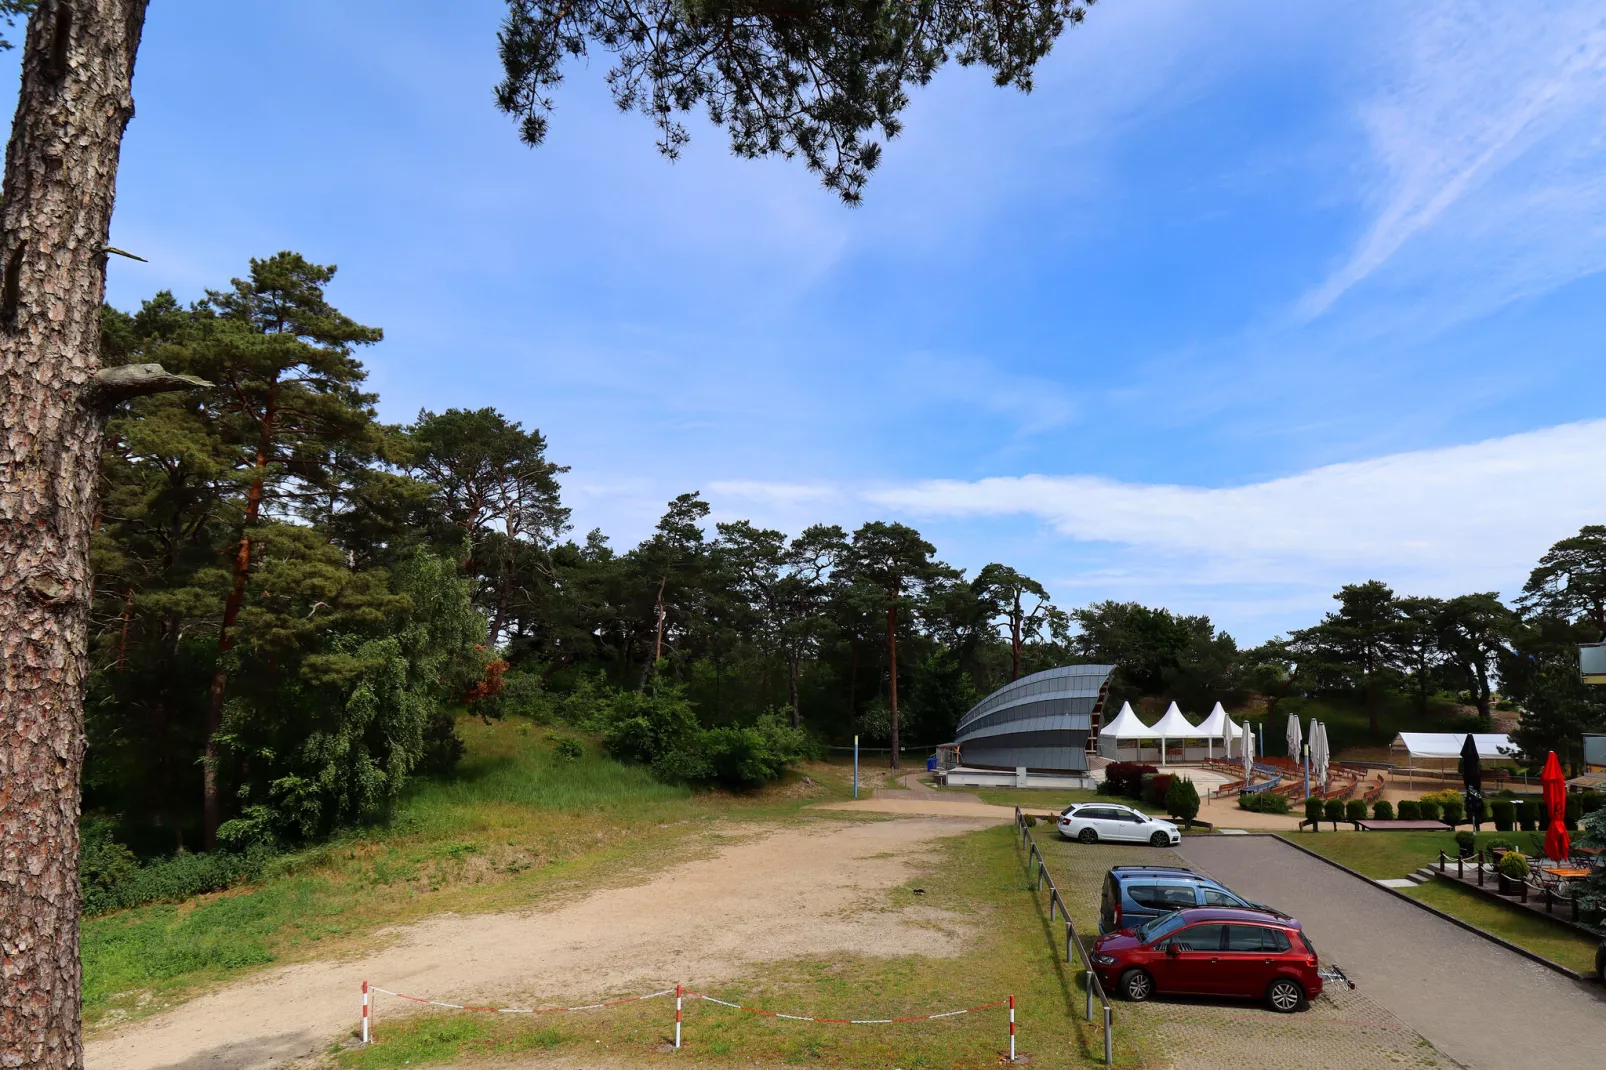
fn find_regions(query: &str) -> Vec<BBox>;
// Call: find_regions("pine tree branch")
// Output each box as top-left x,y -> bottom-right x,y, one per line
92,362 -> 212,405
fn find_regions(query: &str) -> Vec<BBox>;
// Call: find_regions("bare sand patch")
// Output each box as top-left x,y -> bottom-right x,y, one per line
86,816 -> 988,1070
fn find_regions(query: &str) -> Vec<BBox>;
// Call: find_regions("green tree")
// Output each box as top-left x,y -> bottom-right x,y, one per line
495,0 -> 1095,202
1165,775 -> 1200,826
636,493 -> 714,687
1391,596 -> 1445,715
1435,593 -> 1516,728
1293,580 -> 1401,736
972,563 -> 1060,682
1519,525 -> 1606,638
844,522 -> 951,767
188,252 -> 384,848
1070,601 -> 1236,709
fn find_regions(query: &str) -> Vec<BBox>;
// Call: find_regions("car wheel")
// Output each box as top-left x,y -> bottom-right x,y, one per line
1150,831 -> 1170,848
1267,979 -> 1306,1013
1078,827 -> 1098,844
1119,969 -> 1154,1002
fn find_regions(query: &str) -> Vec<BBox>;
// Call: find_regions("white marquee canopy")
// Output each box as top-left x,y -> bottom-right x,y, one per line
1391,733 -> 1515,761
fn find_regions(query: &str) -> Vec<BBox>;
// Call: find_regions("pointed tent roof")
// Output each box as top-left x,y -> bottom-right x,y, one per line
1098,701 -> 1156,740
1151,702 -> 1197,738
1196,702 -> 1233,738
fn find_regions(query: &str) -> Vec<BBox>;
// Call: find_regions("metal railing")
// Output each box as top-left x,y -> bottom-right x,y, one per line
1015,807 -> 1114,1068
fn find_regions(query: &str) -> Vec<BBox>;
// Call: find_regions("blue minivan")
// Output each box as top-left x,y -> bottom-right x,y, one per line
1099,865 -> 1285,934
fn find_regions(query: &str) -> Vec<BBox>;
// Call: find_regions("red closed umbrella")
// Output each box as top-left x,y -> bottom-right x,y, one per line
1541,751 -> 1569,862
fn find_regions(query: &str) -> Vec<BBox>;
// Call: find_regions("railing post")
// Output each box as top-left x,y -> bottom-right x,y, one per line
1103,1003 -> 1113,1067
1085,969 -> 1093,1021
1438,850 -> 1445,873
1048,887 -> 1056,920
1478,850 -> 1485,887
1066,920 -> 1074,965
1457,852 -> 1463,880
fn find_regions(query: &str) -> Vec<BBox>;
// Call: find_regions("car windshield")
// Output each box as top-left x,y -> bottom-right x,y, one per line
1135,910 -> 1187,942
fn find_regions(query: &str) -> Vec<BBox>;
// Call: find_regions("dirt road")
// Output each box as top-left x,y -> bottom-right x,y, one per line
85,816 -> 988,1070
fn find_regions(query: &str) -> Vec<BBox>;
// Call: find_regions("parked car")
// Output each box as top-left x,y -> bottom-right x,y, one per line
1091,907 -> 1322,1013
1098,865 -> 1286,934
1058,803 -> 1181,847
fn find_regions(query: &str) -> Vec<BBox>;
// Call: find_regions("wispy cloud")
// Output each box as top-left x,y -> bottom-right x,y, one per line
866,420 -> 1606,597
1299,3 -> 1606,320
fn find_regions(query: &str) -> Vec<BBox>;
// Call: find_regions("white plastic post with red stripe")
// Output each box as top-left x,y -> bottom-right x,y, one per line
1008,993 -> 1015,1062
361,980 -> 370,1045
674,983 -> 682,1050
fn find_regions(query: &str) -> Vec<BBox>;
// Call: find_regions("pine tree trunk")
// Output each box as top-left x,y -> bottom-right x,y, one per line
0,5 -> 149,1067
1010,592 -> 1022,681
202,467 -> 267,849
886,599 -> 899,770
788,652 -> 800,728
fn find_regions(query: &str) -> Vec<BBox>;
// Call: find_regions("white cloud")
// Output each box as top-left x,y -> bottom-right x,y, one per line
865,420 -> 1606,597
1300,2 -> 1606,320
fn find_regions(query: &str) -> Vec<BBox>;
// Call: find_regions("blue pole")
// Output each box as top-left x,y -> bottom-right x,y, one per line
853,735 -> 859,799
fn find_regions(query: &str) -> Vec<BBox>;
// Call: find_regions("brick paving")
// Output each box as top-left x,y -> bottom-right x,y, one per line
1034,834 -> 1458,1069
1178,835 -> 1606,1070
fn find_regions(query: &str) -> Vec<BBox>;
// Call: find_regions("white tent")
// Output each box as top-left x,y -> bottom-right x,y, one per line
1096,702 -> 1161,761
1196,702 -> 1237,759
1391,733 -> 1514,760
1151,702 -> 1197,766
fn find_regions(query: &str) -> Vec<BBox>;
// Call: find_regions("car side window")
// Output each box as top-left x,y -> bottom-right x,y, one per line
1224,925 -> 1266,952
1129,885 -> 1194,910
1263,927 -> 1292,952
1200,888 -> 1239,907
1167,924 -> 1225,952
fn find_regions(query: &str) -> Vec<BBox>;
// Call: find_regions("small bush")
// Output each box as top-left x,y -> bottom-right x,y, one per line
1498,851 -> 1530,879
1372,800 -> 1394,820
1104,762 -> 1158,800
1239,791 -> 1291,814
1165,776 -> 1201,824
1345,800 -> 1367,823
1323,799 -> 1344,823
1398,800 -> 1421,820
1144,773 -> 1176,809
1024,814 -> 1039,828
1484,836 -> 1517,855
1518,799 -> 1541,832
1491,800 -> 1515,832
1305,798 -> 1325,826
1416,800 -> 1441,823
1454,830 -> 1476,856
551,736 -> 584,762
1440,797 -> 1464,826
1419,788 -> 1462,808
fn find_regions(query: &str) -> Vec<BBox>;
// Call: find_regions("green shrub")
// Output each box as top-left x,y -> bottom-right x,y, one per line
1484,836 -> 1517,854
1165,776 -> 1201,824
1419,788 -> 1462,808
1397,800 -> 1421,820
1345,800 -> 1367,823
1305,798 -> 1325,826
1104,762 -> 1158,799
598,686 -> 701,766
1024,814 -> 1039,828
1498,851 -> 1530,879
1454,830 -> 1476,856
1440,797 -> 1464,825
655,714 -> 811,788
1565,796 -> 1582,831
1372,800 -> 1394,820
1239,791 -> 1291,814
1491,800 -> 1515,832
1416,799 -> 1441,823
1518,799 -> 1541,831
80,839 -> 275,919
1323,799 -> 1344,823
1143,773 -> 1176,809
551,735 -> 584,762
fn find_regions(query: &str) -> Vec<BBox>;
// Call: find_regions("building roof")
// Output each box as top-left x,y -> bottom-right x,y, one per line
1151,702 -> 1198,738
1098,701 -> 1156,740
954,663 -> 1115,738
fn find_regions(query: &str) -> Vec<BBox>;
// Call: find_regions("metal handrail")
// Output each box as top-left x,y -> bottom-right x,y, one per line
1016,808 -> 1114,1068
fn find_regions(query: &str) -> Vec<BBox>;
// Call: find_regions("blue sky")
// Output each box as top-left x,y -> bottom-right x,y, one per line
10,1 -> 1606,642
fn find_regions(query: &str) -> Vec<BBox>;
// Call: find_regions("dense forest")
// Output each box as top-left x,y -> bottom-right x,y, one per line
87,252 -> 1606,864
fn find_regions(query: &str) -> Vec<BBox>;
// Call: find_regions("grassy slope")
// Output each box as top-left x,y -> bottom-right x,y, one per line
1285,831 -> 1602,973
338,823 -> 1147,1070
84,719 -> 850,1031
1269,692 -> 1478,759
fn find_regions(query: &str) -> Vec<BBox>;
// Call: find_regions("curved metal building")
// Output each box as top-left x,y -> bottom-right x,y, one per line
953,664 -> 1115,772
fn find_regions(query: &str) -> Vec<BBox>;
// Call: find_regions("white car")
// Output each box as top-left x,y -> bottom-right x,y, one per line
1058,803 -> 1181,847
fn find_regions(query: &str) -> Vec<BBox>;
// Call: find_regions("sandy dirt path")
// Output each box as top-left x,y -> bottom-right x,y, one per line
86,816 -> 989,1070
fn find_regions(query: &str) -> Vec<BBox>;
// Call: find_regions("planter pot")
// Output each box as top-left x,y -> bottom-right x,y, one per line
1497,873 -> 1526,896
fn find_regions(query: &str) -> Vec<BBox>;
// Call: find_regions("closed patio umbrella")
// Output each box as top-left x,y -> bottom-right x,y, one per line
1241,720 -> 1253,784
1460,733 -> 1484,831
1311,722 -> 1329,795
1286,713 -> 1302,763
1541,751 -> 1569,862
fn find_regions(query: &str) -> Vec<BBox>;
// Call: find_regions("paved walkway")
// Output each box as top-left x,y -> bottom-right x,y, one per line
1177,835 -> 1606,1070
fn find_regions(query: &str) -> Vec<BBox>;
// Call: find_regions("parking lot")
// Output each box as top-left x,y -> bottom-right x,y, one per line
1036,833 -> 1457,1070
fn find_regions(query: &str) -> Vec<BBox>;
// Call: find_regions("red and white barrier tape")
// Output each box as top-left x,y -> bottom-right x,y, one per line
684,990 -> 1008,1025
362,980 -> 1016,1054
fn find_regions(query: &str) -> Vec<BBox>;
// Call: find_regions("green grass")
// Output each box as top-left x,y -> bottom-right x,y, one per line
969,788 -> 1104,810
1399,880 -> 1602,975
1285,830 -> 1542,879
83,719 -> 851,1032
1268,692 -> 1478,759
336,825 -> 1153,1069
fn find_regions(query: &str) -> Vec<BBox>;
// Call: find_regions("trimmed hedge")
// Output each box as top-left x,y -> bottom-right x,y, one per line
1454,830 -> 1476,857
1416,799 -> 1441,823
1103,762 -> 1158,800
1305,798 -> 1325,826
1518,799 -> 1541,832
1345,800 -> 1367,823
1490,800 -> 1515,832
1239,791 -> 1291,814
1397,800 -> 1421,820
1323,799 -> 1344,823
1372,800 -> 1394,820
1440,797 -> 1464,826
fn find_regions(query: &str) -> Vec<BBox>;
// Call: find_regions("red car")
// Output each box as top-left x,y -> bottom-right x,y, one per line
1091,907 -> 1322,1013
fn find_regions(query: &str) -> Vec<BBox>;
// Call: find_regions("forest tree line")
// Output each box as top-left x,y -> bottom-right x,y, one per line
88,253 -> 1606,862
